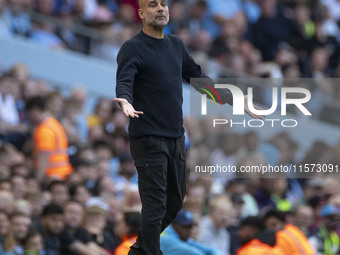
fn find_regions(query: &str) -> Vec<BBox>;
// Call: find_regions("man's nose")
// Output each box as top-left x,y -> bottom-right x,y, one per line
157,4 -> 165,12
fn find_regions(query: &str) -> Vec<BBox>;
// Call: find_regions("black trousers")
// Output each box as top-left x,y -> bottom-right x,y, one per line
128,135 -> 187,255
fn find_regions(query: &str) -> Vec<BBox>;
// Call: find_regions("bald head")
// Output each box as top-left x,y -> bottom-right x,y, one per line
139,0 -> 168,9
138,0 -> 169,31
138,0 -> 148,9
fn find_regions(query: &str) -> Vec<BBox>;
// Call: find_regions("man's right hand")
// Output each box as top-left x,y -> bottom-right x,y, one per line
113,98 -> 144,118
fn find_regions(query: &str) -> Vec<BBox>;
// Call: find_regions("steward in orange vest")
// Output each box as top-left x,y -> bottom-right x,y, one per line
263,209 -> 315,255
26,97 -> 73,182
114,211 -> 141,255
236,216 -> 284,255
237,239 -> 284,255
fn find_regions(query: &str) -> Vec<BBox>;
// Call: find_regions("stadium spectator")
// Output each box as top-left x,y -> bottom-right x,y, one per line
93,142 -> 112,163
26,96 -> 73,183
0,76 -> 20,126
0,211 -> 16,254
160,209 -> 219,255
65,172 -> 83,188
198,195 -> 232,255
72,160 -> 94,187
10,175 -> 27,200
63,200 -> 109,255
328,193 -> 340,208
10,163 -> 30,178
210,132 -> 238,182
254,179 -> 276,210
45,91 -> 64,121
10,212 -> 31,254
40,203 -> 73,254
225,179 -> 259,219
228,193 -> 245,255
167,0 -> 186,34
187,0 -> 208,36
251,0 -> 302,61
94,175 -> 117,198
9,62 -> 30,84
236,216 -> 283,255
69,184 -> 91,206
3,0 -> 31,36
77,160 -> 99,194
84,204 -> 119,254
0,75 -> 29,150
105,195 -> 120,228
183,182 -> 206,216
92,160 -> 110,181
321,0 -> 340,21
0,0 -> 11,36
25,191 -> 43,225
204,0 -> 242,38
22,79 -> 48,101
87,98 -> 113,129
120,188 -> 142,213
47,180 -> 70,206
109,127 -> 130,156
293,205 -> 314,237
0,191 -> 15,215
309,204 -> 340,255
14,199 -> 32,217
271,178 -> 292,212
113,153 -> 137,190
30,22 -> 65,49
264,209 -> 315,255
23,230 -> 43,255
40,203 -> 105,255
63,87 -> 89,143
0,179 -> 11,192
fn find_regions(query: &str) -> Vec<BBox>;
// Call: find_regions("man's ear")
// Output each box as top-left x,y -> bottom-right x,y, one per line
138,8 -> 144,20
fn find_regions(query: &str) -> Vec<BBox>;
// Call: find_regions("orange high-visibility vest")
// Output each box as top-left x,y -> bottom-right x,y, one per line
236,239 -> 284,255
34,117 -> 73,179
275,224 -> 315,255
115,235 -> 137,255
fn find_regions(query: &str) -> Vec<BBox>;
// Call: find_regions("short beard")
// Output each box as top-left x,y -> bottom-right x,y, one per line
153,23 -> 166,30
148,18 -> 168,30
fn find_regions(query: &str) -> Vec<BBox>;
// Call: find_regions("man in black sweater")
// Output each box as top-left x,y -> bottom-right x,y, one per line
114,0 -> 261,254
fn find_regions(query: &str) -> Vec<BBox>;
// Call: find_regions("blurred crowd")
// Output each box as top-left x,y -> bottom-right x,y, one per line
1,0 -> 340,125
1,0 -> 340,254
0,62 -> 339,255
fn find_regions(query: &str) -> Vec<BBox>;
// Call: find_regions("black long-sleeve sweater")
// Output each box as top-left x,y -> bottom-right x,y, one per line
116,30 -> 232,138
